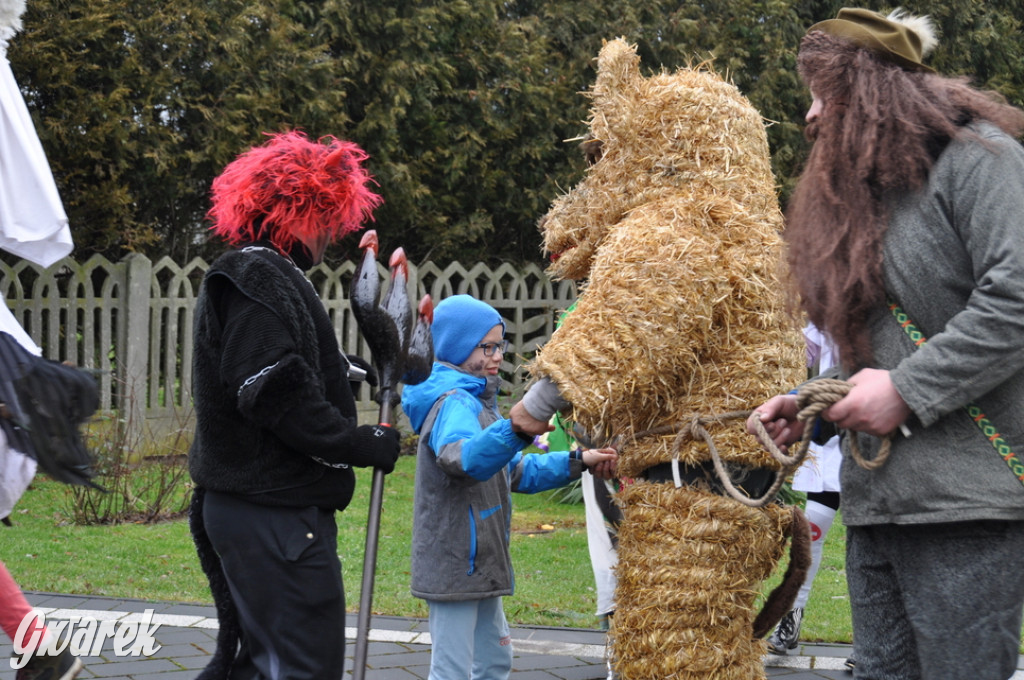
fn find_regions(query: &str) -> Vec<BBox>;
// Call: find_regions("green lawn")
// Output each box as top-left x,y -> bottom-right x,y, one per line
2,456 -> 607,628
5,457 -> 1020,651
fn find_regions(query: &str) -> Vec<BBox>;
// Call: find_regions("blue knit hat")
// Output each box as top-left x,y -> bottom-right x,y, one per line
432,295 -> 505,365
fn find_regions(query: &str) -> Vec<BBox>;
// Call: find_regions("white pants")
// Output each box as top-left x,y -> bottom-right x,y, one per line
581,471 -> 618,616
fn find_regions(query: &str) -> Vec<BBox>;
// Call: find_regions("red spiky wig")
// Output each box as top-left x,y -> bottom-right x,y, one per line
207,131 -> 382,251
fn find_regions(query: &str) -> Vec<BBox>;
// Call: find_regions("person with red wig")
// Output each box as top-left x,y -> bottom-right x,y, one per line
188,131 -> 401,680
748,8 -> 1024,679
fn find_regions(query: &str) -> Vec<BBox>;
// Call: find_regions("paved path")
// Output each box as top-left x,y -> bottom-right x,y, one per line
2,593 -> 1021,679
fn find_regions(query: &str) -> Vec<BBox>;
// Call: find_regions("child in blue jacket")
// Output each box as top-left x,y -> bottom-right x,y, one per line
401,294 -> 616,680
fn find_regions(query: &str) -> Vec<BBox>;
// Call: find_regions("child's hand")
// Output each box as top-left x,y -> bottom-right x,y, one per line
583,447 -> 618,479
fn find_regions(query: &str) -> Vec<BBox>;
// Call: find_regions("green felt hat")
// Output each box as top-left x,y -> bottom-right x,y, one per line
808,7 -> 935,73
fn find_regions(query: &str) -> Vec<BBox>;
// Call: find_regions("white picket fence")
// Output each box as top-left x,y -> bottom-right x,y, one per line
0,253 -> 577,437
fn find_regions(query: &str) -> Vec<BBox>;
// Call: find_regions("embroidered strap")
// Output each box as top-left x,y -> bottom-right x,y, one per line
888,301 -> 1024,486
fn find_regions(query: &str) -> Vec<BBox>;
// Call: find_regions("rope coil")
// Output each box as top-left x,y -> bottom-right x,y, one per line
794,379 -> 892,471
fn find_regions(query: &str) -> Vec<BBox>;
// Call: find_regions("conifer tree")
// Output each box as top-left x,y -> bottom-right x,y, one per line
7,0 -> 1022,265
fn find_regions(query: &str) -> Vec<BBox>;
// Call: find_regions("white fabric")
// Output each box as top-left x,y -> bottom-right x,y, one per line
793,323 -> 842,493
581,470 -> 618,616
803,323 -> 839,374
792,435 -> 842,493
0,298 -> 37,355
794,500 -> 837,609
0,53 -> 71,267
0,428 -> 33,519
0,1 -> 26,46
0,9 -> 69,517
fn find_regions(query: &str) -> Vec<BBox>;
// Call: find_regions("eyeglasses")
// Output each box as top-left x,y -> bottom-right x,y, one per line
475,340 -> 510,356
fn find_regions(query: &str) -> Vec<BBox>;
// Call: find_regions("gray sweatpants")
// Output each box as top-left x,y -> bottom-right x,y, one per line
846,520 -> 1024,680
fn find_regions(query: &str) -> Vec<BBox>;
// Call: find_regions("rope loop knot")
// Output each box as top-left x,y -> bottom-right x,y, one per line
615,380 -> 893,509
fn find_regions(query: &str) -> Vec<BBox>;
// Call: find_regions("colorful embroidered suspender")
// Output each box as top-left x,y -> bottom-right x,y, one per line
888,301 -> 1024,487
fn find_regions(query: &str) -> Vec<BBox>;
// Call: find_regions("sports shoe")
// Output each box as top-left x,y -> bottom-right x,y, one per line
845,656 -> 856,672
14,648 -> 83,680
766,607 -> 803,654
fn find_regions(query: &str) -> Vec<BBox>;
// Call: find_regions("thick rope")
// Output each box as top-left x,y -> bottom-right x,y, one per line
623,378 -> 891,507
794,379 -> 892,471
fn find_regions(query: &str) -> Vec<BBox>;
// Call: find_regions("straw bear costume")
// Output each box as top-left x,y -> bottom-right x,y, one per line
525,40 -> 805,679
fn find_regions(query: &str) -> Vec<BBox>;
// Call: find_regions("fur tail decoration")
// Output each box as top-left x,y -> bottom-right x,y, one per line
189,487 -> 240,680
752,504 -> 812,639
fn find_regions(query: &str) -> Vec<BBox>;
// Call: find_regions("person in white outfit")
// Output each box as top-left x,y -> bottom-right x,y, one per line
0,4 -> 85,675
767,324 -> 851,671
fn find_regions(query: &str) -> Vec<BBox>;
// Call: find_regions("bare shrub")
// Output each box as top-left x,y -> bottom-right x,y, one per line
63,408 -> 193,525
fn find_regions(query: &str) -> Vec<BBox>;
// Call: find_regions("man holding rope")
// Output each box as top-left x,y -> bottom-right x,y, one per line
748,8 -> 1024,679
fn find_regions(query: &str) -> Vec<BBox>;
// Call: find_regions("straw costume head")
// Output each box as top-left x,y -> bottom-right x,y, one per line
207,130 -> 382,253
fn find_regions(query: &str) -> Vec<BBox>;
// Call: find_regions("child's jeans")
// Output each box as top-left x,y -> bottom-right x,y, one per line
427,596 -> 512,680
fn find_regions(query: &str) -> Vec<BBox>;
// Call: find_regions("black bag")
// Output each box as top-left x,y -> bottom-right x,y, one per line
0,331 -> 100,487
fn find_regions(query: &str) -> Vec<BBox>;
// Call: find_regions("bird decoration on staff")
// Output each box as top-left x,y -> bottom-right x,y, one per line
349,229 -> 433,680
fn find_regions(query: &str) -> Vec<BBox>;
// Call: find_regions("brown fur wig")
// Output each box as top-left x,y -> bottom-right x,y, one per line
785,31 -> 1024,368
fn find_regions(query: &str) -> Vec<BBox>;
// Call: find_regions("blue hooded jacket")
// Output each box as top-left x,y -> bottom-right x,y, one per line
403,356 -> 583,601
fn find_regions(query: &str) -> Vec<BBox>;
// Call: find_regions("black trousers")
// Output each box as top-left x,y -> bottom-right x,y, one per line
203,490 -> 346,680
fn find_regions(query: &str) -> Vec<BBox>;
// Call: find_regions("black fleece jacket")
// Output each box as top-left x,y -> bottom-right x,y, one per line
189,244 -> 376,510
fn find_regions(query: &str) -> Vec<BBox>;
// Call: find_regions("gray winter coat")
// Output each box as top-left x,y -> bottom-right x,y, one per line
835,123 -> 1024,526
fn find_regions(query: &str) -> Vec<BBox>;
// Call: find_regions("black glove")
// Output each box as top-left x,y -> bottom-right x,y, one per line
350,423 -> 401,474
